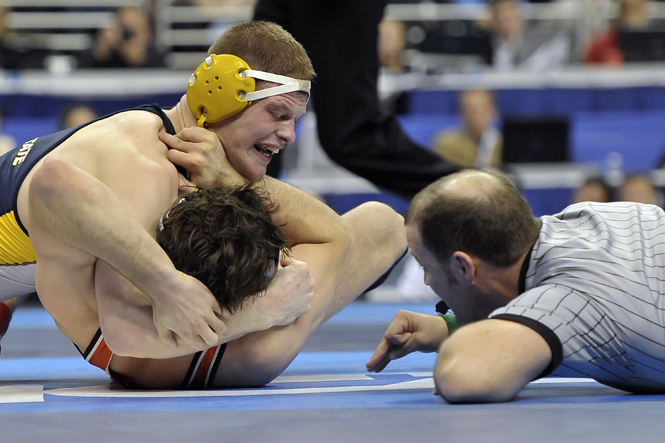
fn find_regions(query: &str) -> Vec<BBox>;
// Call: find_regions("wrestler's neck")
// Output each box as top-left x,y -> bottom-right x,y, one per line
165,95 -> 199,133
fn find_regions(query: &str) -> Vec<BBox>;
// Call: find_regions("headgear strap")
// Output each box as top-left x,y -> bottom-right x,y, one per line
242,70 -> 311,103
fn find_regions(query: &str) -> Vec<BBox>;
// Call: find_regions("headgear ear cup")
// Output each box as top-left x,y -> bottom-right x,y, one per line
187,54 -> 256,127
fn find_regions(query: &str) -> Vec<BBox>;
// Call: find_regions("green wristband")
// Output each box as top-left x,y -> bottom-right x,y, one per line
439,313 -> 459,334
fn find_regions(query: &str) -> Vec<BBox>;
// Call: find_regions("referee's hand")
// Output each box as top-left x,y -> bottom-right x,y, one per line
365,310 -> 449,373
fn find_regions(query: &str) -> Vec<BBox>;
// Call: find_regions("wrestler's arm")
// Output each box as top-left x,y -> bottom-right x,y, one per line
26,156 -> 225,351
161,128 -> 352,245
97,175 -> 343,359
27,177 -> 104,349
95,253 -> 313,359
205,201 -> 405,389
108,198 -> 406,389
257,176 -> 349,244
433,319 -> 551,403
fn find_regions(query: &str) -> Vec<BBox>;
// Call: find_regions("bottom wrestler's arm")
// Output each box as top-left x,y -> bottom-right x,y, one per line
433,319 -> 552,403
207,202 -> 406,389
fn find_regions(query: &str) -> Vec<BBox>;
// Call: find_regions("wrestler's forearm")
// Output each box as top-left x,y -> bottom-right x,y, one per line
258,177 -> 351,246
28,158 -> 181,299
97,262 -> 288,358
257,177 -> 354,321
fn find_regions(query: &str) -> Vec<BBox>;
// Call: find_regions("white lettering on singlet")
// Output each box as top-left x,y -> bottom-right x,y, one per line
12,138 -> 39,166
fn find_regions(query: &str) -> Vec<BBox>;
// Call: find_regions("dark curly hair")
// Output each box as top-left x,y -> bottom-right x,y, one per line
156,184 -> 289,313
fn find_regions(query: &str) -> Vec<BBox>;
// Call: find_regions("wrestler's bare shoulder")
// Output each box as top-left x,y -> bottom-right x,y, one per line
16,109 -> 178,230
66,110 -> 168,158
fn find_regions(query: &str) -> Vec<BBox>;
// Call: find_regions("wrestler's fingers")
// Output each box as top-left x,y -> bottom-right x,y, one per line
197,325 -> 219,348
155,325 -> 178,348
159,132 -> 191,152
177,333 -> 210,352
217,306 -> 233,321
166,147 -> 195,171
177,126 -> 214,142
208,314 -> 228,337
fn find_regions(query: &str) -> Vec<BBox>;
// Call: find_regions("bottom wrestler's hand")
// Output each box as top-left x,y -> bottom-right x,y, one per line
152,271 -> 227,351
366,310 -> 449,373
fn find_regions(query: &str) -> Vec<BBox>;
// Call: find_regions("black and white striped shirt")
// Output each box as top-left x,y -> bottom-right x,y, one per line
490,201 -> 665,393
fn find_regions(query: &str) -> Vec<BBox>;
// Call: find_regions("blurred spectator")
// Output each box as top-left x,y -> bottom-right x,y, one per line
573,176 -> 613,203
0,108 -> 16,155
433,89 -> 502,169
617,174 -> 659,205
174,0 -> 256,4
58,103 -> 100,130
479,0 -> 572,71
0,4 -> 46,70
573,174 -> 659,206
0,5 -> 19,70
584,0 -> 651,65
379,19 -> 408,75
378,19 -> 412,114
78,6 -> 165,69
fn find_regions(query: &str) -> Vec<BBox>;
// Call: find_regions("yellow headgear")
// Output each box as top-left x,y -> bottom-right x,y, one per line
187,54 -> 311,127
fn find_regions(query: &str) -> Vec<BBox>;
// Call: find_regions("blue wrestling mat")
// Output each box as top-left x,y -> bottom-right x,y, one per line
2,302 -> 665,443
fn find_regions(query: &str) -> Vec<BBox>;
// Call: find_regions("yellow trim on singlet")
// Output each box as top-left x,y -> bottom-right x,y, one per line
0,211 -> 36,265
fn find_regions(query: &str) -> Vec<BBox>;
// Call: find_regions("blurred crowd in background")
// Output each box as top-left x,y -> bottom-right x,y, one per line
3,0 -> 665,215
4,0 -> 665,302
1,0 -> 664,72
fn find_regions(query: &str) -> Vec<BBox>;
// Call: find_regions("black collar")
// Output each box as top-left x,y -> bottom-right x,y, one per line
518,245 -> 534,294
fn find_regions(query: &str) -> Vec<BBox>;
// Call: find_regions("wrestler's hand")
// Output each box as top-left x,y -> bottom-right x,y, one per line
219,255 -> 314,336
151,270 -> 227,351
254,255 -> 314,328
160,128 -> 246,188
366,310 -> 449,373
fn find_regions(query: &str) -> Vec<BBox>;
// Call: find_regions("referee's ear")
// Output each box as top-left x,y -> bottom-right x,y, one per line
452,251 -> 476,286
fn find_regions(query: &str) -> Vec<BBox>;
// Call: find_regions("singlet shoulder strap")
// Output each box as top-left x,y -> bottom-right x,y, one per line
134,104 -> 176,135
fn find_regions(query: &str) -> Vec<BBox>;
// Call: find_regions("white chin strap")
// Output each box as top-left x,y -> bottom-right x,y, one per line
242,70 -> 311,103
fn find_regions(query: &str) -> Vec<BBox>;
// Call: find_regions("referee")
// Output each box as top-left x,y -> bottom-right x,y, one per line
367,169 -> 665,403
253,0 -> 460,199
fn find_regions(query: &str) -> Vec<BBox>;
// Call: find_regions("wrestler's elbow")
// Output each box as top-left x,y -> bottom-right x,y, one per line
101,331 -> 134,357
29,157 -> 71,204
99,316 -> 145,357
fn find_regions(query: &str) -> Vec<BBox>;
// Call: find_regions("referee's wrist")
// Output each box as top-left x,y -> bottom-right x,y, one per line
439,313 -> 458,335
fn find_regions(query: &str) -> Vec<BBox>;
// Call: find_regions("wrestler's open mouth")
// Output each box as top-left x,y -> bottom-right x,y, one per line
254,144 -> 279,158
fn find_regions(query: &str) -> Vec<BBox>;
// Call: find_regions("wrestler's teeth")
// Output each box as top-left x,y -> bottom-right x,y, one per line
255,145 -> 279,157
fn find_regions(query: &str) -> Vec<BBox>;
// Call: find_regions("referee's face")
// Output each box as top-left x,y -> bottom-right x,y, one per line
406,224 -> 460,306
